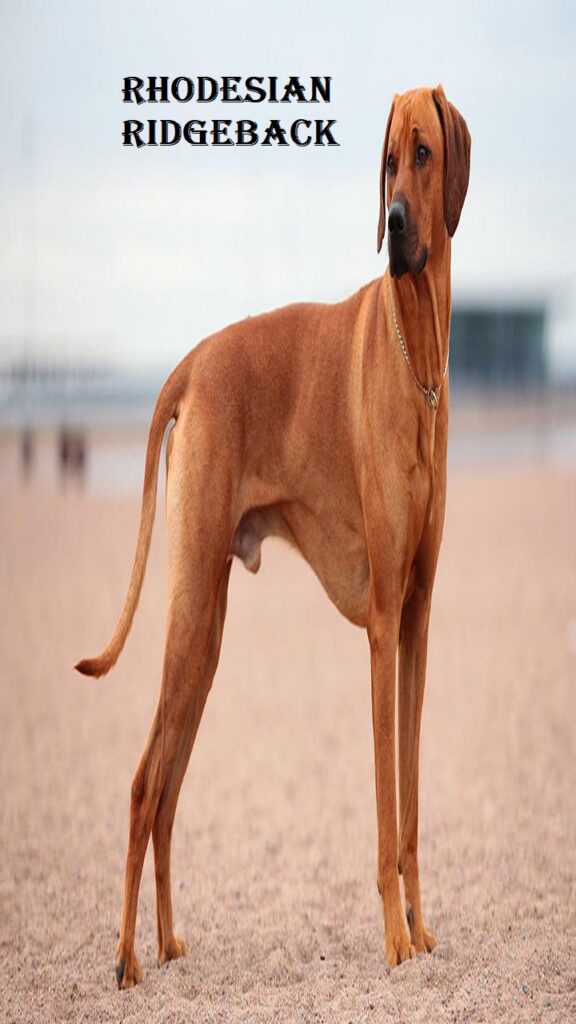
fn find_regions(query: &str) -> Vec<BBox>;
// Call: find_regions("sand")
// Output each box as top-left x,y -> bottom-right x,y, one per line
1,448 -> 575,1023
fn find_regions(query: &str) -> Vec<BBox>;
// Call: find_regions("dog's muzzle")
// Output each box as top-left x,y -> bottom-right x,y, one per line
388,199 -> 407,237
387,197 -> 427,278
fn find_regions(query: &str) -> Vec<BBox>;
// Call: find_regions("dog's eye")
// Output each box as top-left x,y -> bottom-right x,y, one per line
386,154 -> 395,175
416,145 -> 429,166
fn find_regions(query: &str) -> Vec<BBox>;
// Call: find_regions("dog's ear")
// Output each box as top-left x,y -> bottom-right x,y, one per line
377,98 -> 396,254
432,84 -> 471,237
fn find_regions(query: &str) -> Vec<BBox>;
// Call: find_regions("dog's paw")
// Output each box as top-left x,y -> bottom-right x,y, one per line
385,927 -> 416,967
115,951 -> 143,989
158,934 -> 187,966
406,906 -> 437,953
420,925 -> 437,952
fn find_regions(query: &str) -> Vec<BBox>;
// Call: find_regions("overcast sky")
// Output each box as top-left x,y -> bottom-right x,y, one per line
1,0 -> 575,377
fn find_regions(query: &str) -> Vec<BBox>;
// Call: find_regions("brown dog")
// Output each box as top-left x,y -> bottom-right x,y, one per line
77,84 -> 470,988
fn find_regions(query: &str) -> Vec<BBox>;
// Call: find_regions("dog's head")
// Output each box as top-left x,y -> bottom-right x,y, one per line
377,86 -> 471,277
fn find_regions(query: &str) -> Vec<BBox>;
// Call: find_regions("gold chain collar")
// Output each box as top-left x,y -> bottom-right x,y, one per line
388,278 -> 449,410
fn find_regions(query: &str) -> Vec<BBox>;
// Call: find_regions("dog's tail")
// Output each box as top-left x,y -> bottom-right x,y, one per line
75,359 -> 189,679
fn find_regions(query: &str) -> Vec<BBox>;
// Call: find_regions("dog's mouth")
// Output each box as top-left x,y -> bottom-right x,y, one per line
388,237 -> 428,279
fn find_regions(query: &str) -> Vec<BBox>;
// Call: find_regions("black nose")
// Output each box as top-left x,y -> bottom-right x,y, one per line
388,200 -> 406,235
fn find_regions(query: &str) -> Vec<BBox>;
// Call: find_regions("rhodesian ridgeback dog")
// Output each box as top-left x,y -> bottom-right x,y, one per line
77,84 -> 470,988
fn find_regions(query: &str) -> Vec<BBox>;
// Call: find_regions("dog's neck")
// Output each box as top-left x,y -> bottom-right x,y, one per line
388,238 -> 452,399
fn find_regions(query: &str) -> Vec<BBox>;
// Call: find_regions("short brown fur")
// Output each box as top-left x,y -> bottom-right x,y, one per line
77,85 -> 471,987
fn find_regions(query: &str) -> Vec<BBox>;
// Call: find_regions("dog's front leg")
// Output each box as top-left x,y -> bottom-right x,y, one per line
398,587 -> 437,954
369,609 -> 416,967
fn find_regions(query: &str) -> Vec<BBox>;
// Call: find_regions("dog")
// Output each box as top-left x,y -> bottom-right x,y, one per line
77,84 -> 471,988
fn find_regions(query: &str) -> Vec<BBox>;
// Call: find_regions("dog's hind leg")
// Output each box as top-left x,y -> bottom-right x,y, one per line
152,560 -> 231,967
397,587 -> 437,954
114,437 -> 237,989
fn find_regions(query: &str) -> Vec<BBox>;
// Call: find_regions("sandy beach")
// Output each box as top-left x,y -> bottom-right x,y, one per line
1,433 -> 575,1023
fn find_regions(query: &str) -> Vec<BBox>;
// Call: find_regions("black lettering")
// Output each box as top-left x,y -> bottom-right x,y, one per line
211,120 -> 234,145
281,76 -> 307,102
244,76 -> 266,103
268,76 -> 278,102
147,120 -> 157,146
222,76 -> 242,102
160,120 -> 181,145
197,76 -> 218,102
122,120 -> 145,147
291,119 -> 312,146
236,120 -> 259,145
310,76 -> 331,103
122,77 -> 144,104
171,77 -> 194,102
262,120 -> 288,146
183,120 -> 208,145
314,119 -> 339,146
147,76 -> 170,103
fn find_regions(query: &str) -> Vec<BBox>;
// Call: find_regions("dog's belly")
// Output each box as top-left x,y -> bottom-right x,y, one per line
291,511 -> 370,626
231,501 -> 370,627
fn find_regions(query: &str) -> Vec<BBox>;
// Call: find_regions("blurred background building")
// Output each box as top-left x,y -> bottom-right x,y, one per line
450,297 -> 548,390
